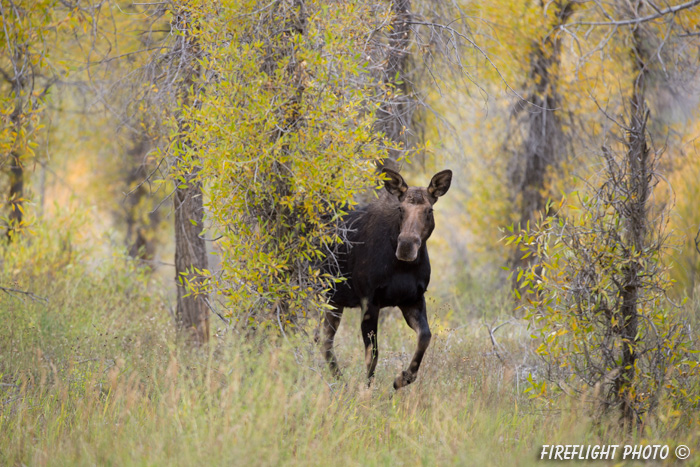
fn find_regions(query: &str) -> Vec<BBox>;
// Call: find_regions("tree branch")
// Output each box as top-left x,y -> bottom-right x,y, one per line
567,0 -> 700,27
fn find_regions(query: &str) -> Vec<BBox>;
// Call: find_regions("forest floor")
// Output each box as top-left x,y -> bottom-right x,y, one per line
1,257 -> 699,466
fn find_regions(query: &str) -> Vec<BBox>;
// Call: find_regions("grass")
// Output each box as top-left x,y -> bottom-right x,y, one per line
1,250 -> 700,466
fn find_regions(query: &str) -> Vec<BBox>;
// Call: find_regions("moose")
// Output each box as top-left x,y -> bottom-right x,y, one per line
321,168 -> 452,389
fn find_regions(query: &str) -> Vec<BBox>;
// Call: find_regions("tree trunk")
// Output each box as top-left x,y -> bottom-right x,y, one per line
267,0 -> 306,328
174,169 -> 209,344
511,1 -> 573,269
124,132 -> 159,262
376,0 -> 413,172
172,7 -> 209,345
7,153 -> 23,240
615,11 -> 650,425
6,76 -> 25,241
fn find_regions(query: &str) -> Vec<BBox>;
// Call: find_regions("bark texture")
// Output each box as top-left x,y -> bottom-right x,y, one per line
172,7 -> 209,344
510,1 -> 573,268
376,0 -> 413,172
615,12 -> 651,425
174,169 -> 209,344
124,132 -> 160,261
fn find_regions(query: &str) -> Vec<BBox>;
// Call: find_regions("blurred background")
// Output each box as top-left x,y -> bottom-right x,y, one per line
2,0 -> 700,463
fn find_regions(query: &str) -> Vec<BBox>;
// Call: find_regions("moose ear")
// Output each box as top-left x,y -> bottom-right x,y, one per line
427,170 -> 452,199
382,169 -> 408,200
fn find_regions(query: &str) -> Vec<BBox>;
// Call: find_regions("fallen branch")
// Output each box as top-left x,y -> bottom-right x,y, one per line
0,286 -> 48,304
484,320 -> 512,364
204,297 -> 230,325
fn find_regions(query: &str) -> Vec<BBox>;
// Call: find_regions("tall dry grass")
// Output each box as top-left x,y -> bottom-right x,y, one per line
1,219 -> 698,465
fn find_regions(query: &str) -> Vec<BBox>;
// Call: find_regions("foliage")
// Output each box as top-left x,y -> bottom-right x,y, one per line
0,202 -> 157,345
508,168 -> 700,422
451,1 -> 700,272
0,0 -> 86,237
499,3 -> 700,424
455,1 -> 581,264
1,0 -> 700,461
170,0 -> 390,330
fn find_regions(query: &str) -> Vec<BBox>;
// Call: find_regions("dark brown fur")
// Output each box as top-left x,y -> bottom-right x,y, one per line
321,169 -> 452,389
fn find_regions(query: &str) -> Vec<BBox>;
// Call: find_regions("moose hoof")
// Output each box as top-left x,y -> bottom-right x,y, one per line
393,370 -> 416,390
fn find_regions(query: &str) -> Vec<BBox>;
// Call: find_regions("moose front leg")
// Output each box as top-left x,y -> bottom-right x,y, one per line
360,298 -> 380,383
395,296 -> 431,389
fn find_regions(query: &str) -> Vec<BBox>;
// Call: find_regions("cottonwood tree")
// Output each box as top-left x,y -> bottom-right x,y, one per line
374,0 -> 414,171
12,0 -> 168,265
167,6 -> 209,344
82,1 -> 210,343
0,1 -> 79,240
107,10 -> 168,265
510,0 -> 700,425
456,0 -> 581,267
173,0 -> 392,332
122,125 -> 162,262
507,1 -> 574,269
370,0 -> 489,172
171,0 -> 489,333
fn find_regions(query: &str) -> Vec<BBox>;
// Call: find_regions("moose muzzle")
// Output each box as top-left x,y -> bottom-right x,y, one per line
396,234 -> 421,262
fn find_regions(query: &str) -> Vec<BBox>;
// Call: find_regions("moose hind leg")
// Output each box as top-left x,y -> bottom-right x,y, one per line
360,299 -> 380,383
394,297 -> 431,389
322,305 -> 343,378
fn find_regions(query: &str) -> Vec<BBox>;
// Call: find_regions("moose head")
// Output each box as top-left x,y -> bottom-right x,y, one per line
382,169 -> 452,262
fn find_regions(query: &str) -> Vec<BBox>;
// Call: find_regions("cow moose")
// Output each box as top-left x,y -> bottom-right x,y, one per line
321,168 -> 452,389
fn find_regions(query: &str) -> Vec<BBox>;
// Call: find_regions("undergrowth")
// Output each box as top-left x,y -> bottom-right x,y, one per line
1,214 -> 699,466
